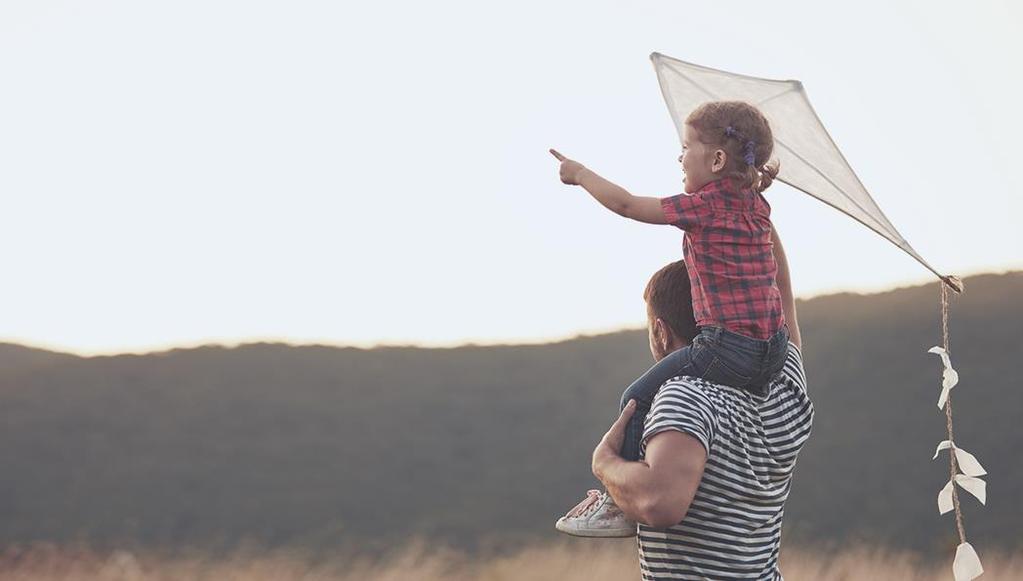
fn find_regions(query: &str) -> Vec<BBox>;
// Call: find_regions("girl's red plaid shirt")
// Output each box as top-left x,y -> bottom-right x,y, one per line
660,177 -> 785,340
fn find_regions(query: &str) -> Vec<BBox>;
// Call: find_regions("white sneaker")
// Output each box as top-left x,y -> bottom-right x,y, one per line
555,489 -> 637,537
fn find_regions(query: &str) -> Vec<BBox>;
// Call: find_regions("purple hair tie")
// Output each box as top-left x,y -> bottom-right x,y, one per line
724,126 -> 737,138
743,140 -> 756,166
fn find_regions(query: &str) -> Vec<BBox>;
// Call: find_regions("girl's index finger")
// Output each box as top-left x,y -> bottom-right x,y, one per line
549,148 -> 566,162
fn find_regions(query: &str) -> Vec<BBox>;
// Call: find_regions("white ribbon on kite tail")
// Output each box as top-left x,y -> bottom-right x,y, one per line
928,346 -> 959,409
954,542 -> 984,581
932,440 -> 987,477
937,474 -> 987,515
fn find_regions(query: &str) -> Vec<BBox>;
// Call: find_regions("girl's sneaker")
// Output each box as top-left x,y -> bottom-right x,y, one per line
554,489 -> 636,537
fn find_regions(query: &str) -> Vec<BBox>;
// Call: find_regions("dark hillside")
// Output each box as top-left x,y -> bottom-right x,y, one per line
1,272 -> 1020,554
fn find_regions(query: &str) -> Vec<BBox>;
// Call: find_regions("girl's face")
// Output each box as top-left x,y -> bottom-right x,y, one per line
679,124 -> 725,194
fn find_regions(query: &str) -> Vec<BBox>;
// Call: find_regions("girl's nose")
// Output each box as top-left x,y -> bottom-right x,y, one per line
678,154 -> 684,163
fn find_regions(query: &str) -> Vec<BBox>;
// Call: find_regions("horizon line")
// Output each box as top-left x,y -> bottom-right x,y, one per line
3,268 -> 1019,358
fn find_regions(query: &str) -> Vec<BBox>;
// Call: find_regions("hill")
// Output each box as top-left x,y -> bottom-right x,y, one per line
1,272 -> 1020,555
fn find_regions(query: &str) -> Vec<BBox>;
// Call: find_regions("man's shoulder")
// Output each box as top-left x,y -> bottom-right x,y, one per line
776,341 -> 807,392
656,376 -> 722,399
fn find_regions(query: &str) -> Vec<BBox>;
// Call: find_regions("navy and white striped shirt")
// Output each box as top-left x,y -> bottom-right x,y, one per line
639,343 -> 813,580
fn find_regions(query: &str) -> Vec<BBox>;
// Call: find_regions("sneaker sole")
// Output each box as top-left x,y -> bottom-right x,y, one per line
554,518 -> 636,538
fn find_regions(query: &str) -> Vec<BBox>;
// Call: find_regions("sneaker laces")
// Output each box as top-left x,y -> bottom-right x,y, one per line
565,489 -> 604,518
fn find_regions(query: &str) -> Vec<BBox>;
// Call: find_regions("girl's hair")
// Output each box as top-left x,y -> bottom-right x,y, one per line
685,101 -> 780,193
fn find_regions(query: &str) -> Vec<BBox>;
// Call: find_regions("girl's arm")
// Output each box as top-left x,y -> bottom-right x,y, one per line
577,168 -> 669,225
772,228 -> 801,350
552,149 -> 669,225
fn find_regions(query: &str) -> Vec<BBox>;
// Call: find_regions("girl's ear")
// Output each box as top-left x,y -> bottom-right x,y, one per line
712,148 -> 728,173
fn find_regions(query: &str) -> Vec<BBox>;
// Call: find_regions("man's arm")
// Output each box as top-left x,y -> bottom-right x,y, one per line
772,228 -> 801,350
591,401 -> 706,528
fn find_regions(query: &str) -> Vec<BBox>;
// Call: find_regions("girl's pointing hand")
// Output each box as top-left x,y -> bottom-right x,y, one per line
550,148 -> 586,186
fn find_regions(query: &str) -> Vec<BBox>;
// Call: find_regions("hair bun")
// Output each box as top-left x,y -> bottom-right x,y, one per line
757,160 -> 780,193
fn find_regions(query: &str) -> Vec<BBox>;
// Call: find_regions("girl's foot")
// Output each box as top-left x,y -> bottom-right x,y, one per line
554,489 -> 636,537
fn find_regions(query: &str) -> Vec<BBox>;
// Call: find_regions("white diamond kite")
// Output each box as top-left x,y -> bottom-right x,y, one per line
650,52 -> 957,288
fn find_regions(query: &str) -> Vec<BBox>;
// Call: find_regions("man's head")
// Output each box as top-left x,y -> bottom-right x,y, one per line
643,260 -> 698,361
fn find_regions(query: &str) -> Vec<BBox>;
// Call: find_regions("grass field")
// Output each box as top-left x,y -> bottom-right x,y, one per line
1,540 -> 1020,580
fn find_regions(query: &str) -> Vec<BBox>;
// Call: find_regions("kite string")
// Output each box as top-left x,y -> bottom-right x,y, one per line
941,279 -> 967,545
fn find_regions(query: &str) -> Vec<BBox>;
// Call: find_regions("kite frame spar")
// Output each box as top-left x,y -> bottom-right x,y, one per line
649,52 -> 961,292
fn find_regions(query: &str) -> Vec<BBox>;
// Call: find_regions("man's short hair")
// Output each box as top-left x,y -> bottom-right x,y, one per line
643,260 -> 698,343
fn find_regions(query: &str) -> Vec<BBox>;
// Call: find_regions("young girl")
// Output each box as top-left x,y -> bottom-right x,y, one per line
551,101 -> 789,536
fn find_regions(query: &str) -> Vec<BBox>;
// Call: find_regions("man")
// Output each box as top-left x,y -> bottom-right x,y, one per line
563,231 -> 812,580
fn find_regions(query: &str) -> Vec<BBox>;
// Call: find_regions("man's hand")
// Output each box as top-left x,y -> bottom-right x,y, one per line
550,148 -> 587,185
592,399 -> 636,479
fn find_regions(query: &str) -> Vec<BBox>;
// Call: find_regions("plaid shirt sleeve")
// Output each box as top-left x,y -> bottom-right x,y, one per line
660,191 -> 713,230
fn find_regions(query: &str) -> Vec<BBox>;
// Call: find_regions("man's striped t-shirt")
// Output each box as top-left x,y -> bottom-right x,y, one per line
638,343 -> 813,581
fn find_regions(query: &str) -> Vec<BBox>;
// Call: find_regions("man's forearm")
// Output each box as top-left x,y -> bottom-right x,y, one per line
577,168 -> 633,216
593,449 -> 661,524
591,408 -> 704,529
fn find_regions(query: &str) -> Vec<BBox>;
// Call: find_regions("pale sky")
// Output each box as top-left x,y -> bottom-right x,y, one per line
1,1 -> 1020,355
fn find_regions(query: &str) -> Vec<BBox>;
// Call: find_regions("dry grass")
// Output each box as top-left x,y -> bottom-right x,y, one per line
1,539 -> 1021,580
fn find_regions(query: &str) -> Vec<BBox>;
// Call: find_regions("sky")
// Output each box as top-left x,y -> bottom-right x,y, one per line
1,1 -> 1020,355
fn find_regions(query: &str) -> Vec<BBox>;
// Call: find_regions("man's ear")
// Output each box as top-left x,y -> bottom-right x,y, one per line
653,318 -> 671,352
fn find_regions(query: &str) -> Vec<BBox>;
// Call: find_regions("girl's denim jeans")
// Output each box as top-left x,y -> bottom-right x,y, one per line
618,325 -> 789,461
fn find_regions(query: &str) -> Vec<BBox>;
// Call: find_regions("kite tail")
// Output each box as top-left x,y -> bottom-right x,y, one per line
940,280 -> 966,544
937,276 -> 986,581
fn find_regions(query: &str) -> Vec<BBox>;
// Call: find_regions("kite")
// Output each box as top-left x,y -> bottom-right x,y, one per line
649,52 -> 979,580
651,52 -> 959,290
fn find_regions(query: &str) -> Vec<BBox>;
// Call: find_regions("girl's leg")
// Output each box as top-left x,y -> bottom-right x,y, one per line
747,325 -> 791,390
766,325 -> 791,376
618,344 -> 702,461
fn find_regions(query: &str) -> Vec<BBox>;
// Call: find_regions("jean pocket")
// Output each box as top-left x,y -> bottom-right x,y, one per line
701,356 -> 753,389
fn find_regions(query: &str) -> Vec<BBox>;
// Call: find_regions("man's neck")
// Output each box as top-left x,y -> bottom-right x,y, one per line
658,340 -> 689,361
